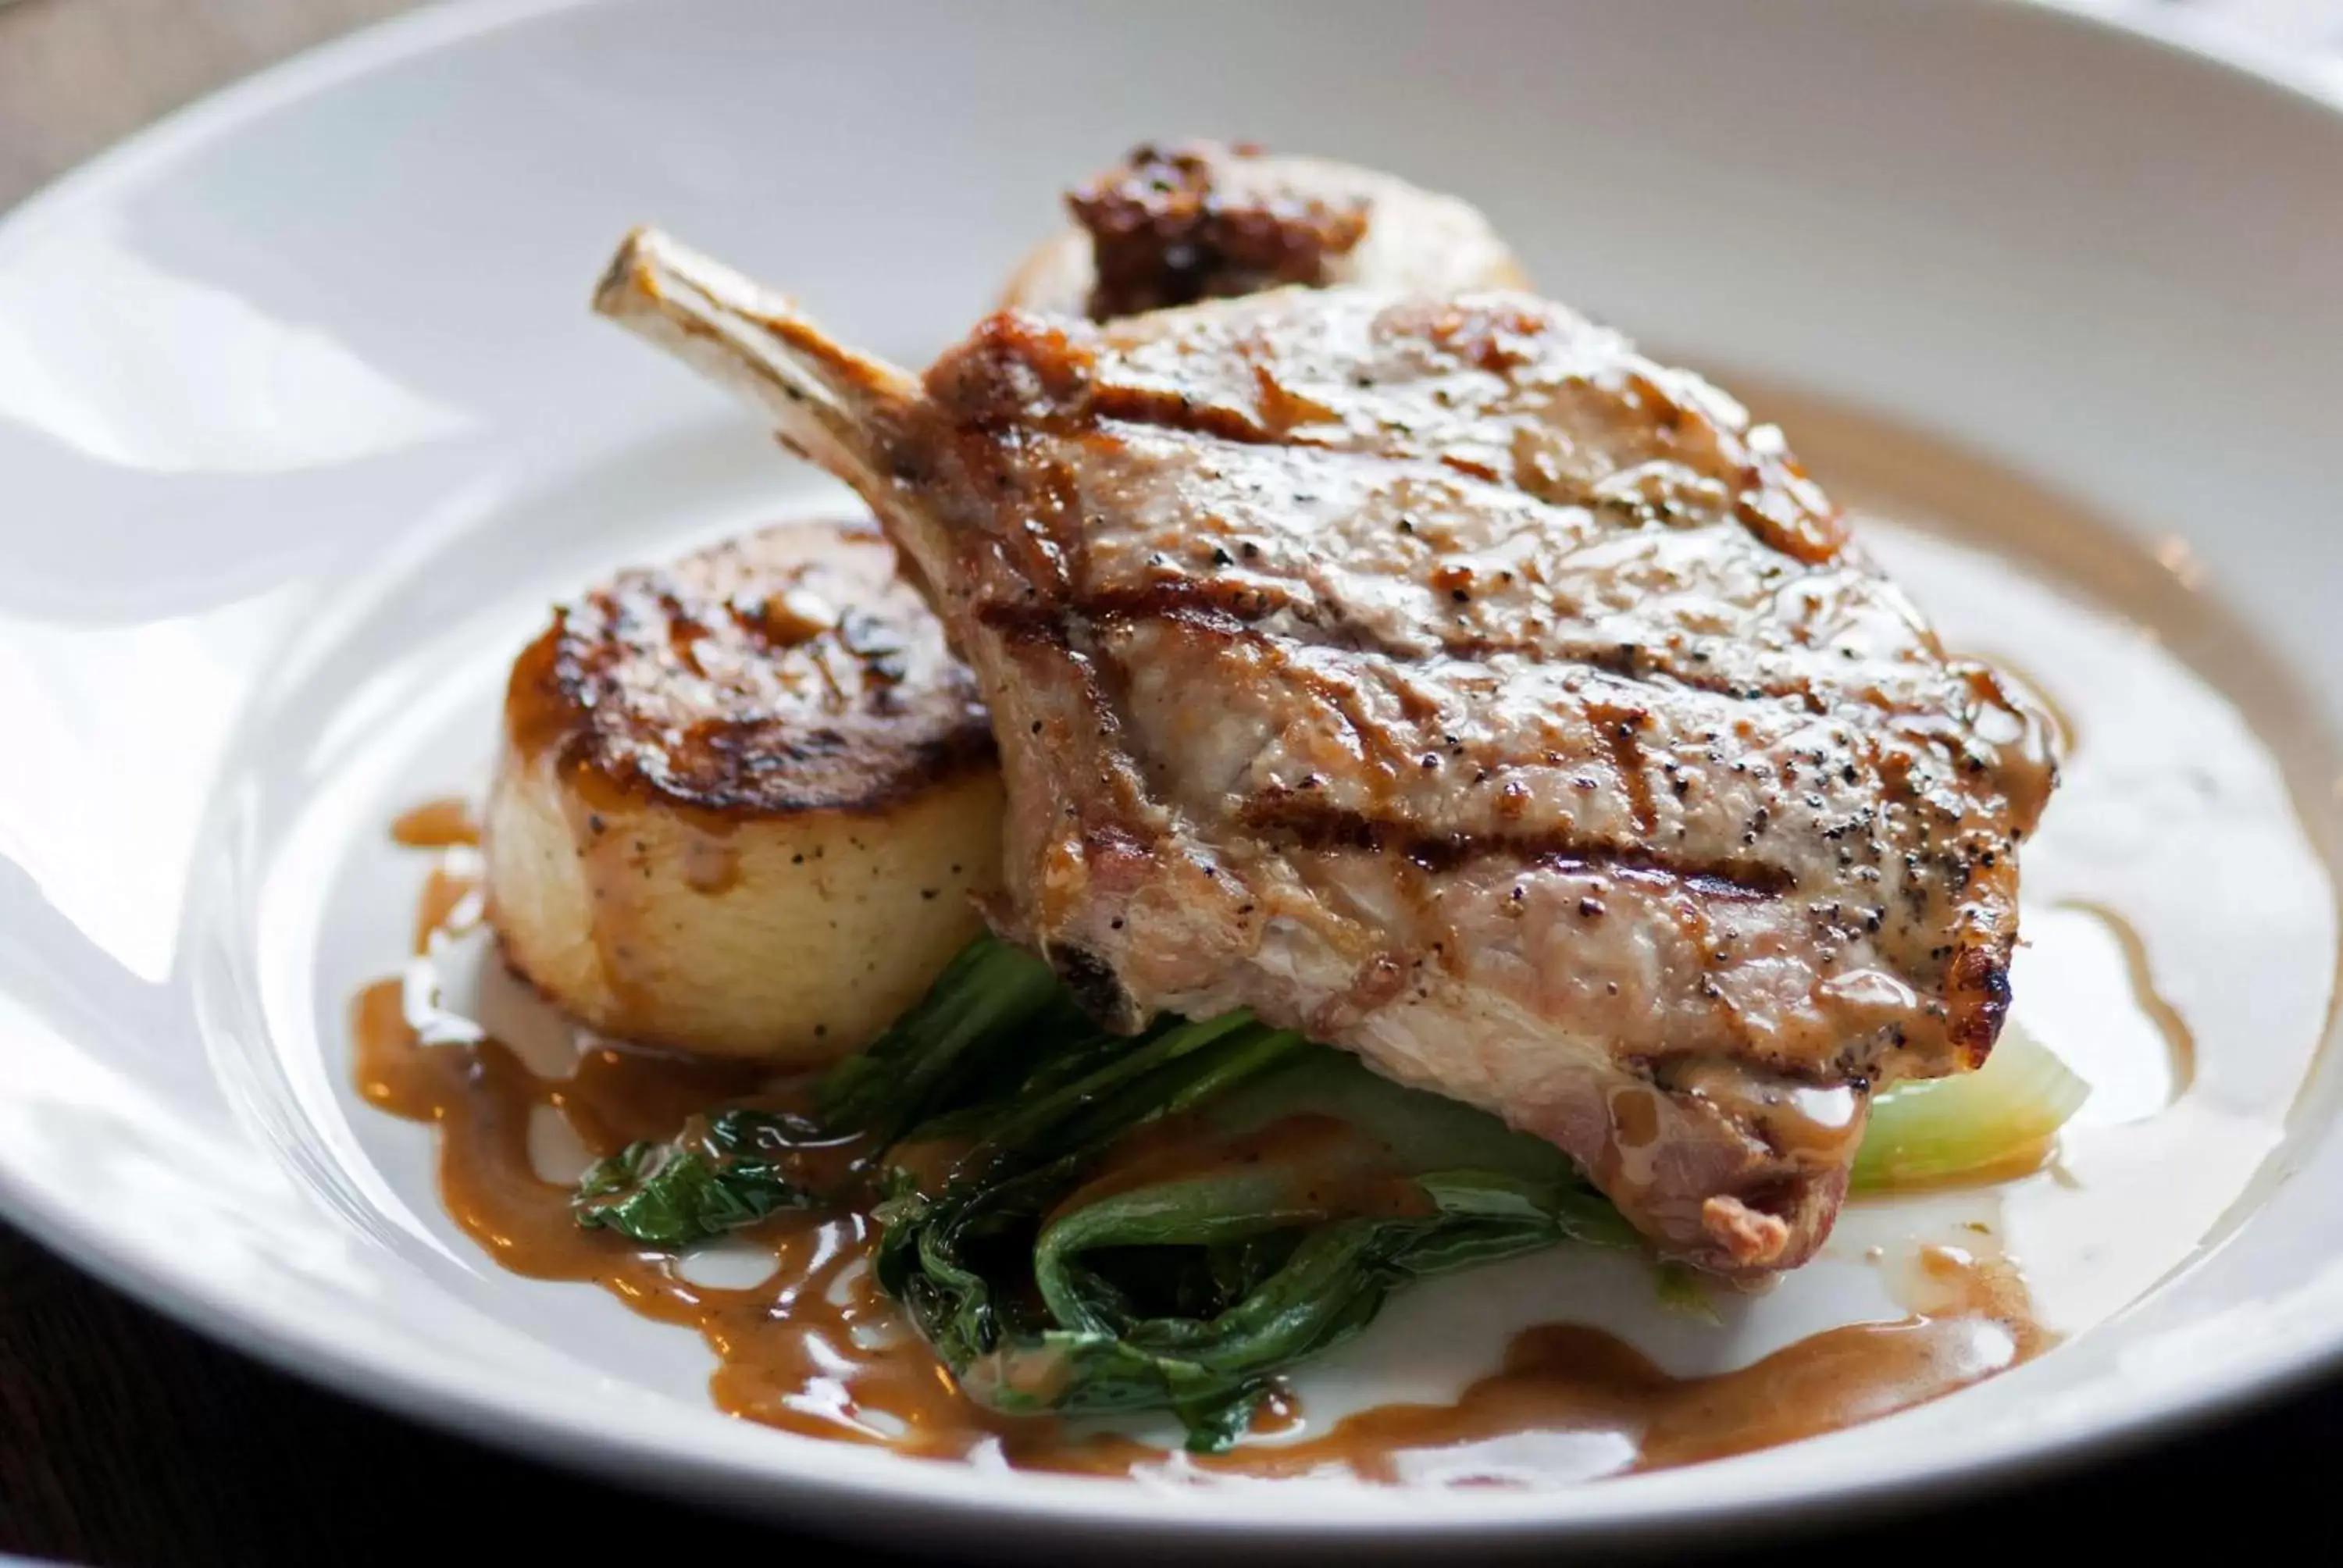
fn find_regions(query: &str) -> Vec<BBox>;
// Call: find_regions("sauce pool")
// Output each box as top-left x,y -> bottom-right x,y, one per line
356,797 -> 2045,1483
388,796 -> 483,850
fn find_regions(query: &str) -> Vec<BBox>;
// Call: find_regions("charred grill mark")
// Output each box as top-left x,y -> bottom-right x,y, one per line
1575,640 -> 1828,715
1066,418 -> 1852,715
1241,795 -> 1793,898
1590,700 -> 1657,836
1089,384 -> 1302,446
1942,939 -> 2013,1067
513,523 -> 1001,821
633,725 -> 998,819
978,576 -> 1831,716
979,583 -> 1246,649
1438,451 -> 1506,485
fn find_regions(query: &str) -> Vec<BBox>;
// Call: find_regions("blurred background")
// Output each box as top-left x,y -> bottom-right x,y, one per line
4,0 -> 2343,212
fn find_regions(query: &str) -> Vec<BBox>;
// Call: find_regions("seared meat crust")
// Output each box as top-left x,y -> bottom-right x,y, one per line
1001,141 -> 1527,320
594,235 -> 2055,1274
506,519 -> 995,816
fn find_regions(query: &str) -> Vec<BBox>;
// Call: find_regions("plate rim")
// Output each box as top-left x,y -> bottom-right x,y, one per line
3,0 -> 2342,1548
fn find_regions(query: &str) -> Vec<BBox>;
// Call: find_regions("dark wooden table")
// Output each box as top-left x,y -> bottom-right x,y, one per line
5,2 -> 2341,1562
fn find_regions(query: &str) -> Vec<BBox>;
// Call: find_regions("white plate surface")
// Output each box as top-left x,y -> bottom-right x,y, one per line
2,0 -> 2342,1556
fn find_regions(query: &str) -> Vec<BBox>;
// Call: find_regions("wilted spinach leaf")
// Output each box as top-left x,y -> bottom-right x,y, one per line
581,935 -> 1649,1452
826,966 -> 1634,1452
572,1107 -> 820,1247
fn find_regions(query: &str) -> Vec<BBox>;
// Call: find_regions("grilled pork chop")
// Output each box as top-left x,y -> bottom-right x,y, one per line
497,151 -> 1525,1064
1000,141 -> 1527,319
594,232 -> 2056,1274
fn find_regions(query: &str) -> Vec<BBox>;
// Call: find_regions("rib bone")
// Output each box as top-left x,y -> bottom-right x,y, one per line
594,229 -> 950,586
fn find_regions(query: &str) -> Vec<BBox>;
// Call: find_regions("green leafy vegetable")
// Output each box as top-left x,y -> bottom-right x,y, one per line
572,1108 -> 821,1247
573,932 -> 2093,1451
817,950 -> 1631,1450
1853,1019 -> 2090,1192
815,934 -> 1079,1143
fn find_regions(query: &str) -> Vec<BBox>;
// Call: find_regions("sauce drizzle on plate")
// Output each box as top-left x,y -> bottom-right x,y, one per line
352,798 -> 2045,1483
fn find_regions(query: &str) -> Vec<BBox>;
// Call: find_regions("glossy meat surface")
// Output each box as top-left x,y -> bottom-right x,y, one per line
596,237 -> 2056,1273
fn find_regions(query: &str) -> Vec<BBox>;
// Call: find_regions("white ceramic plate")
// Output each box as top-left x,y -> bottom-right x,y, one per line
5,0 -> 2343,1555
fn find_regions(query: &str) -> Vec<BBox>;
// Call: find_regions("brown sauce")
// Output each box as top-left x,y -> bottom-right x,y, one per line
544,746 -> 672,1036
1768,385 -> 2338,1335
355,834 -> 2046,1483
355,871 -> 1007,1458
387,795 -> 480,850
1164,1316 -> 2020,1484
